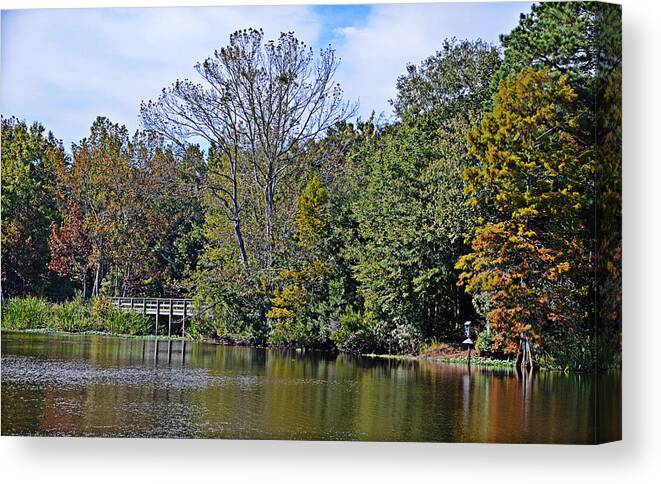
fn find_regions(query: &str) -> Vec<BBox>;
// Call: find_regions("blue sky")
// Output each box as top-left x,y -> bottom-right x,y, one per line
1,2 -> 531,149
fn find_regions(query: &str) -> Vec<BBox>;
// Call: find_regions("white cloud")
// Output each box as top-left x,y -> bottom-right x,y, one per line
331,2 -> 530,121
1,6 -> 323,146
1,3 -> 531,147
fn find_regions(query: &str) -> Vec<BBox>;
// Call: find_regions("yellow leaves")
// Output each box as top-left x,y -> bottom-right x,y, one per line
268,284 -> 307,320
294,175 -> 329,250
454,254 -> 472,271
458,66 -> 593,359
512,204 -> 539,219
266,306 -> 295,319
546,261 -> 571,282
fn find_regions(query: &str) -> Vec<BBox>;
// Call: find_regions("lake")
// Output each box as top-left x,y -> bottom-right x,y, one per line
1,331 -> 621,443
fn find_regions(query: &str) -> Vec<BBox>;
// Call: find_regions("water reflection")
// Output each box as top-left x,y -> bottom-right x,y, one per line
1,331 -> 620,442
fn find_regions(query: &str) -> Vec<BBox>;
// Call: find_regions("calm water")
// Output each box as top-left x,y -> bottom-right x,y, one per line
1,331 -> 620,443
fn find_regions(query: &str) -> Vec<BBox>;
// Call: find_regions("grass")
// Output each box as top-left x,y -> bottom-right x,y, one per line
1,296 -> 153,336
51,296 -> 94,332
362,340 -> 515,369
426,355 -> 514,368
363,352 -> 514,369
1,296 -> 51,330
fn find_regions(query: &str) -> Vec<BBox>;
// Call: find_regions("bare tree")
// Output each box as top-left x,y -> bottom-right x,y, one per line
141,28 -> 355,269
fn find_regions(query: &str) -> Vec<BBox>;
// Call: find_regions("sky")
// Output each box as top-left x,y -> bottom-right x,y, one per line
1,2 -> 532,149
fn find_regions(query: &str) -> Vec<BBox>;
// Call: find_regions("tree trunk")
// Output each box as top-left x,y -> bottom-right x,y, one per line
515,351 -> 523,369
92,263 -> 101,297
516,333 -> 534,369
263,183 -> 275,269
122,263 -> 130,297
516,333 -> 525,369
82,269 -> 87,299
234,219 -> 249,267
526,338 -> 534,368
114,263 -> 119,297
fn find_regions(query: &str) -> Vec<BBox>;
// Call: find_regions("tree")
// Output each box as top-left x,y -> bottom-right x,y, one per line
344,39 -> 500,353
141,28 -> 354,271
594,3 -> 622,367
1,117 -> 64,297
265,119 -> 375,348
456,68 -> 594,368
50,117 -> 198,297
268,175 -> 334,347
393,38 -> 500,119
48,201 -> 90,296
495,2 -> 602,102
134,137 -> 206,295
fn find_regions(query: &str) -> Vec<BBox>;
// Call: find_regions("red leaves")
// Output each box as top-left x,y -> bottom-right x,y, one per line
48,202 -> 89,279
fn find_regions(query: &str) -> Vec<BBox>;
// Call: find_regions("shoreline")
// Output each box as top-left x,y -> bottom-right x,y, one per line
2,327 -> 514,369
361,352 -> 515,369
2,328 -> 621,373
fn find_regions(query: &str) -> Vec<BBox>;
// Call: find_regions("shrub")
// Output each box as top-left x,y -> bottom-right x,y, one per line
185,313 -> 217,340
89,296 -> 111,322
331,307 -> 378,353
100,306 -> 152,335
475,328 -> 498,357
51,295 -> 93,332
1,296 -> 52,329
538,329 -> 596,371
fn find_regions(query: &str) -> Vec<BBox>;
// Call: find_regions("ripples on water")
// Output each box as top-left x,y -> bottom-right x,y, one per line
2,355 -> 256,391
1,331 -> 621,442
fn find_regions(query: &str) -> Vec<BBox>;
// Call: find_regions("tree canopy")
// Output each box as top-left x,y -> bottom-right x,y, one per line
1,3 -> 621,370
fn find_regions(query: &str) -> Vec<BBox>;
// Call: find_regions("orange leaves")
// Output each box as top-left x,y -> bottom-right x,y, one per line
458,67 -> 593,357
546,261 -> 571,282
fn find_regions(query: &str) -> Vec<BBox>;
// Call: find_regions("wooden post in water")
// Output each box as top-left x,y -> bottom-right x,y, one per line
168,299 -> 172,337
155,299 -> 160,336
182,300 -> 187,337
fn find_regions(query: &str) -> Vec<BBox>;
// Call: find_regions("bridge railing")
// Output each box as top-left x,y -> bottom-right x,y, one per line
109,297 -> 195,317
109,297 -> 196,337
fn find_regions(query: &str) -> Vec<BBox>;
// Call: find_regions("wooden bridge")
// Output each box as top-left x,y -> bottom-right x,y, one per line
110,297 -> 196,337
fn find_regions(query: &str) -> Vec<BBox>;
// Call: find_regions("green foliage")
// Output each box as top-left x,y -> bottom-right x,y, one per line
88,296 -> 152,335
346,39 -> 500,353
1,296 -> 52,330
331,307 -> 377,353
51,295 -> 93,332
537,328 -> 596,372
1,296 -> 151,335
349,123 -> 438,350
475,329 -> 498,358
101,307 -> 152,336
394,38 -> 500,119
268,176 -> 337,348
1,6 -> 621,371
1,117 -> 65,297
495,2 -> 599,97
594,3 -> 622,370
458,67 -> 594,364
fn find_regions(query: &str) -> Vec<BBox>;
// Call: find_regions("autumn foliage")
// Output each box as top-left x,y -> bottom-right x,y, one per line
1,3 -> 621,370
457,68 -> 593,363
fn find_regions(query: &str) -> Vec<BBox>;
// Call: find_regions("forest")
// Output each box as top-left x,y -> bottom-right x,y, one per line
1,3 -> 621,370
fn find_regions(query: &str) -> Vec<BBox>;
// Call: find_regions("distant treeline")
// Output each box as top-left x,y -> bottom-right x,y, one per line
1,3 -> 621,370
